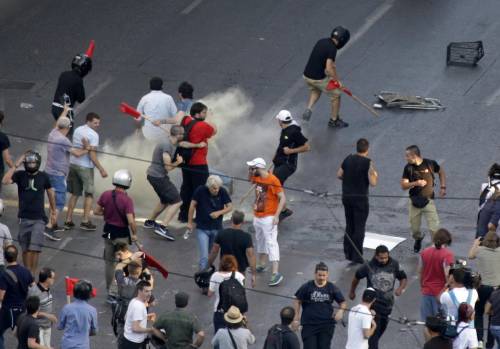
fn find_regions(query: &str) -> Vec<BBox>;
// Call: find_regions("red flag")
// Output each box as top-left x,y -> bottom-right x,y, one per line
326,79 -> 341,91
341,87 -> 353,97
65,277 -> 97,297
85,40 -> 95,58
120,102 -> 141,119
143,252 -> 169,279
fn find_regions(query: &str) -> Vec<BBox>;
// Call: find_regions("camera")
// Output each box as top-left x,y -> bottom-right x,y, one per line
449,259 -> 481,289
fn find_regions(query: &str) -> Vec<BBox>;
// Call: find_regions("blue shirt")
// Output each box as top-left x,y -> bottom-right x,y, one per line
177,99 -> 193,114
58,300 -> 98,349
193,186 -> 231,230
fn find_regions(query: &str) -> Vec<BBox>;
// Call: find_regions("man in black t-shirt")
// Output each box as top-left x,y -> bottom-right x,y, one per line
17,296 -> 51,349
207,210 -> 256,285
272,110 -> 310,220
2,151 -> 56,275
0,112 -> 14,194
400,145 -> 446,253
293,262 -> 347,349
302,26 -> 350,128
263,306 -> 300,349
349,245 -> 408,349
0,245 -> 35,349
337,138 -> 378,263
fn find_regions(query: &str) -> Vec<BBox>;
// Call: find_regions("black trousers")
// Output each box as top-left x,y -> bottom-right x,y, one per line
118,335 -> 146,349
178,164 -> 209,221
475,284 -> 495,346
342,197 -> 369,263
302,327 -> 335,349
368,313 -> 389,349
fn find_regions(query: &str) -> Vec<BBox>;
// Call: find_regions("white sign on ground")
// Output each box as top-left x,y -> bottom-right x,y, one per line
363,232 -> 406,251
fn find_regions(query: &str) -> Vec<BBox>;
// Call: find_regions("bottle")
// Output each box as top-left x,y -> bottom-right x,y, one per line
183,229 -> 191,240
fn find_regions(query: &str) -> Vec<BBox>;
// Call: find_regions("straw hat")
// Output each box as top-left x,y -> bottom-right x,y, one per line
224,306 -> 244,324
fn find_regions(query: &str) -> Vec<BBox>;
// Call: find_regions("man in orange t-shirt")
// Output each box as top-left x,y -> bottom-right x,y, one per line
247,157 -> 286,287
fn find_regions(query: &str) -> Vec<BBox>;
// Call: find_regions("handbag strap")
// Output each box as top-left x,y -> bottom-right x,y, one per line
227,328 -> 238,349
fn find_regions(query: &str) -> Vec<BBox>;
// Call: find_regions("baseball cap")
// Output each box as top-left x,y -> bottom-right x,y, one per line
275,110 -> 293,122
246,157 -> 266,169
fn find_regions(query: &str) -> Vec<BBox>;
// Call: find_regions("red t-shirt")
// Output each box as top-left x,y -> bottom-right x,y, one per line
182,116 -> 215,165
420,246 -> 455,296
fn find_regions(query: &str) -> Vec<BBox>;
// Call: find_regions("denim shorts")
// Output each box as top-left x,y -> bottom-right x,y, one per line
48,174 -> 67,210
420,294 -> 441,321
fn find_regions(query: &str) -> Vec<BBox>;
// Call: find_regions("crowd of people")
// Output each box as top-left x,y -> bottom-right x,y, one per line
0,25 -> 499,349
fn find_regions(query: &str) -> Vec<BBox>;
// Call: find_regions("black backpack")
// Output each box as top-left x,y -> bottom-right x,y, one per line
173,115 -> 200,165
263,324 -> 285,349
217,272 -> 248,313
110,278 -> 138,336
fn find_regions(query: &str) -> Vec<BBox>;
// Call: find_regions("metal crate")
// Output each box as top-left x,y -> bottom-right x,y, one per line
446,41 -> 484,66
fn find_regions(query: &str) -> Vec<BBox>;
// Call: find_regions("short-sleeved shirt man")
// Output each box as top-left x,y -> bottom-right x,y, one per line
303,38 -> 337,80
215,228 -> 253,273
355,258 -> 407,315
0,223 -> 12,265
27,283 -> 53,329
137,90 -> 178,142
70,125 -> 99,168
402,158 -> 440,199
16,314 -> 40,349
192,186 -> 231,230
12,171 -> 51,220
0,264 -> 33,308
209,271 -> 245,312
0,131 -> 11,175
346,303 -> 372,349
341,154 -> 371,198
53,70 -> 85,108
181,116 -> 215,166
273,124 -> 308,170
424,336 -> 452,349
147,141 -> 175,178
420,246 -> 455,296
124,298 -> 148,343
440,287 -> 479,320
97,190 -> 134,239
58,299 -> 98,349
294,280 -> 345,337
251,174 -> 283,218
153,308 -> 202,349
46,128 -> 73,177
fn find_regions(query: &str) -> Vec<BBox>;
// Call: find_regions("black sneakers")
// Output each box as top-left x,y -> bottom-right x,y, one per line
413,238 -> 423,253
328,118 -> 349,128
80,221 -> 97,231
302,108 -> 313,121
279,208 -> 293,222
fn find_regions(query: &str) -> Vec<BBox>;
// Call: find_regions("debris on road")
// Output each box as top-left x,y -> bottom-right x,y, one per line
375,91 -> 445,110
446,41 -> 484,66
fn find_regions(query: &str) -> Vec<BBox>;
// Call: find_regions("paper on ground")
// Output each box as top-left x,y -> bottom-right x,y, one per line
363,232 -> 406,251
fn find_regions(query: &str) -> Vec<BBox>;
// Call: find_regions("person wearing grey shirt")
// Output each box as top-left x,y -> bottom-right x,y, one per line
27,268 -> 57,347
144,125 -> 205,241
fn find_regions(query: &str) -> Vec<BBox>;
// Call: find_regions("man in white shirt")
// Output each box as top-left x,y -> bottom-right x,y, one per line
346,288 -> 377,349
119,280 -> 156,349
65,113 -> 108,231
136,77 -> 178,142
440,268 -> 478,320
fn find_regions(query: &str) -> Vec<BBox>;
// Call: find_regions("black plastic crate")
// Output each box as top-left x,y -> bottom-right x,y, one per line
446,41 -> 484,66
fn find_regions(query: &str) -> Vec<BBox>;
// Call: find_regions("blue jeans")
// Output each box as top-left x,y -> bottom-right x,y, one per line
490,326 -> 500,347
196,228 -> 218,270
421,295 -> 441,321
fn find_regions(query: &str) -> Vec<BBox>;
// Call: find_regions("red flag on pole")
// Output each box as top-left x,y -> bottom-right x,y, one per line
120,102 -> 141,119
85,40 -> 95,58
143,252 -> 169,279
65,277 -> 97,297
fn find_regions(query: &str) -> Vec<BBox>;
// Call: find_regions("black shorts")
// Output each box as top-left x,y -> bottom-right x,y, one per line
147,175 -> 181,205
273,163 -> 296,185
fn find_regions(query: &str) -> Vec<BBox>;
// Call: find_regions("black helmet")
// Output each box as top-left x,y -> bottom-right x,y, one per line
331,26 -> 350,49
23,151 -> 42,173
71,53 -> 92,77
488,163 -> 500,180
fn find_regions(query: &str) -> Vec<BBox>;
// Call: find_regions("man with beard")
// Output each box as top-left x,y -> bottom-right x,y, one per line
348,245 -> 407,349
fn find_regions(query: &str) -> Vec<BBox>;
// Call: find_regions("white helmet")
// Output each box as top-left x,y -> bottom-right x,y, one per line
112,169 -> 132,189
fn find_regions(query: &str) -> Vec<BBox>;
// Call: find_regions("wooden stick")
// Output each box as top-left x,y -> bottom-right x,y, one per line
341,88 -> 380,117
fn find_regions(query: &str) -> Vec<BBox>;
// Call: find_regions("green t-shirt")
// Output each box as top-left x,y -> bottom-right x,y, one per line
153,308 -> 201,349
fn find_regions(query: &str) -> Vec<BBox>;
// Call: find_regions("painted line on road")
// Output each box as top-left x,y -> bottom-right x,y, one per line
181,0 -> 203,15
74,76 -> 114,116
485,86 -> 500,106
266,0 -> 395,118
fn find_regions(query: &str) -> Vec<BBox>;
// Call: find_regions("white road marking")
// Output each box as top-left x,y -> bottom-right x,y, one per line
485,86 -> 500,106
74,76 -> 114,116
181,0 -> 203,15
266,0 -> 395,118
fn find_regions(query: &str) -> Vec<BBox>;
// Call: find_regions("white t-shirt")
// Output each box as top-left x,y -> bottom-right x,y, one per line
137,90 -> 177,142
440,287 -> 479,320
70,124 -> 99,168
209,271 -> 245,312
123,298 -> 148,343
0,223 -> 12,265
453,322 -> 478,349
346,303 -> 373,349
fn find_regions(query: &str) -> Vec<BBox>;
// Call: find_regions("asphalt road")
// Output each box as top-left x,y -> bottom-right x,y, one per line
1,0 -> 500,348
